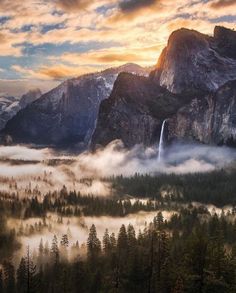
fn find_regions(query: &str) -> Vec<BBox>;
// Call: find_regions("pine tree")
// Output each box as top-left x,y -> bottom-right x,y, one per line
17,257 -> 27,293
110,233 -> 117,251
103,229 -> 111,255
60,234 -> 69,262
87,224 -> 101,261
154,211 -> 164,230
25,246 -> 37,293
127,224 -> 136,249
38,238 -> 44,265
117,224 -> 128,256
51,235 -> 59,264
61,234 -> 69,248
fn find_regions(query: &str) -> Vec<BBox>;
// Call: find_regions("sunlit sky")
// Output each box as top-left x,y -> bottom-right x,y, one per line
0,0 -> 236,95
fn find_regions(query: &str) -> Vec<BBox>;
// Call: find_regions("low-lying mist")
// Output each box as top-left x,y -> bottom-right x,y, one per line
7,210 -> 177,265
0,140 -> 235,198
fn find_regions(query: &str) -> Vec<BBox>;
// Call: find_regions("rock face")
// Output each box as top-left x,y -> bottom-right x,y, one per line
0,89 -> 41,131
168,80 -> 236,146
92,73 -> 192,148
2,64 -> 149,147
214,26 -> 236,59
151,27 -> 236,94
92,26 -> 236,148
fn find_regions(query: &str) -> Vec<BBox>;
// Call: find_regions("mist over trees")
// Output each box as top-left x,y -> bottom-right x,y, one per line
2,209 -> 236,292
1,170 -> 236,292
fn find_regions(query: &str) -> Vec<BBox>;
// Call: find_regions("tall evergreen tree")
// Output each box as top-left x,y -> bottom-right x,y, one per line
87,224 -> 101,261
60,234 -> 69,262
25,246 -> 37,293
51,235 -> 59,264
103,229 -> 111,255
17,257 -> 27,293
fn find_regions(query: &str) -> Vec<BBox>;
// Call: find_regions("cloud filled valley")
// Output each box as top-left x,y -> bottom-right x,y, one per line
0,141 -> 235,260
0,141 -> 235,198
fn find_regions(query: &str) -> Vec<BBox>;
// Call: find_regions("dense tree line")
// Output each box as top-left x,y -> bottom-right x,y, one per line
0,189 -> 159,219
111,169 -> 236,206
1,209 -> 236,292
1,169 -> 236,291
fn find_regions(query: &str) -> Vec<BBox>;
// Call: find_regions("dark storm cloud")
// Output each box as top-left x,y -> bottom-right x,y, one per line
119,0 -> 157,13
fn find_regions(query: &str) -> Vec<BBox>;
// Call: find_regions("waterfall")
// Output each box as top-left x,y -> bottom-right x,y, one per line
158,120 -> 166,162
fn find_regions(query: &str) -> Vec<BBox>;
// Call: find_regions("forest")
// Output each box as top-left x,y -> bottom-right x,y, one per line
1,169 -> 236,292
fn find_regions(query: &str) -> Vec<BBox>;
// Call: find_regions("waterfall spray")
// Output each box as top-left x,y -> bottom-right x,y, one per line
158,120 -> 166,162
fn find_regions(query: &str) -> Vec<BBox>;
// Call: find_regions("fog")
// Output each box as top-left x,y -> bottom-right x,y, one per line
1,141 -> 236,266
8,202 -> 234,264
8,209 -> 177,264
0,141 -> 235,197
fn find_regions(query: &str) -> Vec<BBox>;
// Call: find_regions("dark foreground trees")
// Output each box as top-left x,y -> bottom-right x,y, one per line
1,210 -> 236,292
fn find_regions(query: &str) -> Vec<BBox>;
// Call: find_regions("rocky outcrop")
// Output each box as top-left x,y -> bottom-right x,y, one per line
2,64 -> 148,147
92,73 -> 192,148
92,26 -> 236,148
0,89 -> 41,131
168,80 -> 236,146
213,26 -> 236,59
151,27 -> 236,94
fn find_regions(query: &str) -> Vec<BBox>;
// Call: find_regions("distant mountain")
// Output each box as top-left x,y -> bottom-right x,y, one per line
2,64 -> 149,147
92,26 -> 236,148
0,89 -> 41,131
19,88 -> 42,108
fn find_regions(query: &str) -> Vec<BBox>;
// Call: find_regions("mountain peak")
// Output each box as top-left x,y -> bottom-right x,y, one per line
151,26 -> 236,94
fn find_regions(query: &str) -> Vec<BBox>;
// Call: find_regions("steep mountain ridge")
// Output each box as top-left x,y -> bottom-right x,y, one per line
2,64 -> 149,147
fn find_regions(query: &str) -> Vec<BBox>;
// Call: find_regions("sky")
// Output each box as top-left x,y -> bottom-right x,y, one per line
0,0 -> 235,96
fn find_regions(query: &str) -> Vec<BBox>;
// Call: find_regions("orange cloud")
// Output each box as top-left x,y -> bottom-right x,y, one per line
12,64 -> 96,80
53,44 -> 164,68
37,65 -> 94,80
55,0 -> 94,12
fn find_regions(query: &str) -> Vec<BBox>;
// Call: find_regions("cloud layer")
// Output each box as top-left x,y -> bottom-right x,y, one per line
0,0 -> 235,94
